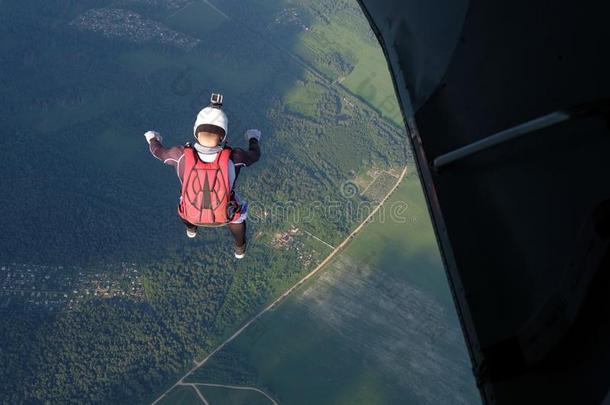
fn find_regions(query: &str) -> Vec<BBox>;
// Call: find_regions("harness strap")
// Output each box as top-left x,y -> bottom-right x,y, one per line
178,145 -> 239,225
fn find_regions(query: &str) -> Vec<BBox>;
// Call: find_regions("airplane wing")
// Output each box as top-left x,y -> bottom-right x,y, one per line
355,0 -> 610,403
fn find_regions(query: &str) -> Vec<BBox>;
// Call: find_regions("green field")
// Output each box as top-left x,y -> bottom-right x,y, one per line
288,2 -> 403,126
176,171 -> 479,404
341,45 -> 403,127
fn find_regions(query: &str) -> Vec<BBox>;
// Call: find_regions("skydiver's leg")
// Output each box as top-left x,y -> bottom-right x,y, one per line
181,218 -> 197,238
228,221 -> 246,248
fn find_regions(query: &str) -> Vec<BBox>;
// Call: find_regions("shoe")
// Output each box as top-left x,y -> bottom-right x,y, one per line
186,226 -> 197,238
234,243 -> 246,259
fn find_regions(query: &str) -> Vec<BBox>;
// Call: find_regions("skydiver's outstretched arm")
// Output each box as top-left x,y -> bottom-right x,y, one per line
231,129 -> 262,167
144,131 -> 184,167
149,140 -> 184,167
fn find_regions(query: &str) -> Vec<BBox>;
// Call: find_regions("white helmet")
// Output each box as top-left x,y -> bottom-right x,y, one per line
193,106 -> 228,142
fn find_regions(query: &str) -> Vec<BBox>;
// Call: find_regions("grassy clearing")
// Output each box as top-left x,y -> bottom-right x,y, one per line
341,45 -> 402,127
347,171 -> 452,306
287,5 -> 402,127
281,79 -> 326,118
292,24 -> 357,79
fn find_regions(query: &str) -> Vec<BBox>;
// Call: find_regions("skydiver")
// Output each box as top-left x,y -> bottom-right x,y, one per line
144,93 -> 261,259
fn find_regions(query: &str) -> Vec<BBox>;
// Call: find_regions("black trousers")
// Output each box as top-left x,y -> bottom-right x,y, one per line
183,219 -> 246,247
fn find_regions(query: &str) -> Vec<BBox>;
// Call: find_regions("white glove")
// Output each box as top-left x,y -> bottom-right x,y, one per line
245,129 -> 261,142
144,130 -> 162,144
